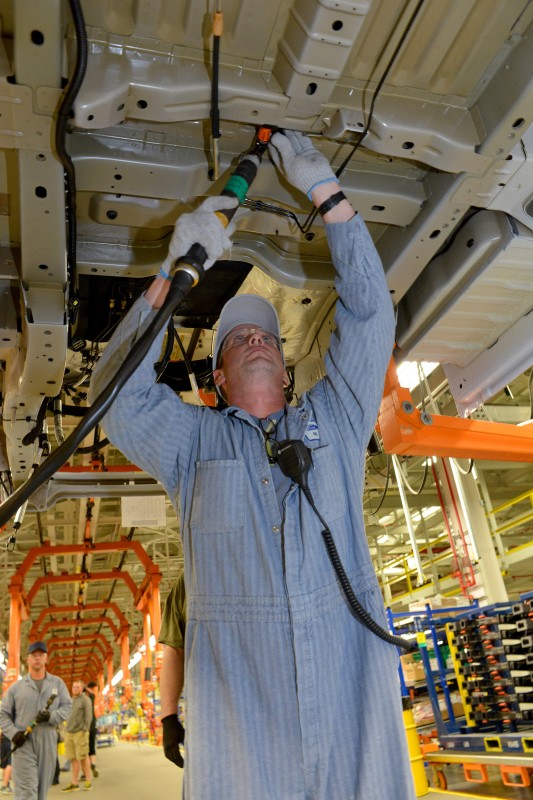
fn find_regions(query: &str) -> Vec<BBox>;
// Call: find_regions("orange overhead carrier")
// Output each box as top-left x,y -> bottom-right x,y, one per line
4,540 -> 162,693
37,615 -> 121,639
49,633 -> 112,661
378,358 -> 533,462
30,601 -> 129,637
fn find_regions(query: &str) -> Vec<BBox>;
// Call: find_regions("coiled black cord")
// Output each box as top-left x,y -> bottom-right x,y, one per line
275,438 -> 413,651
301,484 -> 414,651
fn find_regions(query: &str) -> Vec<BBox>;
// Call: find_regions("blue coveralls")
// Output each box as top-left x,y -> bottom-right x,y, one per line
90,215 -> 415,800
0,674 -> 71,800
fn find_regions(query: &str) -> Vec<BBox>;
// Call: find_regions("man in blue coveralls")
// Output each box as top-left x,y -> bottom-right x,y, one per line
90,131 -> 415,799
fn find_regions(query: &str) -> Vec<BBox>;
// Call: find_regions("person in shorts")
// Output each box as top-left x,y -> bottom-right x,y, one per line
61,682 -> 93,793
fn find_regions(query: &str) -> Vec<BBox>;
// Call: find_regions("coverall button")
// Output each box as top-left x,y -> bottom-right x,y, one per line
272,525 -> 279,533
262,478 -> 269,485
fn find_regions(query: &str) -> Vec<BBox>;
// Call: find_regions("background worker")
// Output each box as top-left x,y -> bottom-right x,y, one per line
0,729 -> 12,794
61,681 -> 93,793
0,642 -> 71,800
83,683 -> 98,779
90,130 -> 415,799
158,571 -> 187,768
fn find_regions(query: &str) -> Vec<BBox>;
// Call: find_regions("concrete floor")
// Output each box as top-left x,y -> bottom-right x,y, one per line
45,741 -> 532,800
49,740 -> 182,800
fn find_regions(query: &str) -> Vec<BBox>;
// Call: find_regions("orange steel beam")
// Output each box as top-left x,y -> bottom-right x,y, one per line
49,636 -> 111,661
27,571 -> 138,605
379,358 -> 533,462
51,643 -> 108,664
38,615 -> 120,639
18,539 -> 157,581
48,632 -> 113,655
50,652 -> 101,668
30,601 -> 128,636
50,653 -> 101,673
3,583 -> 23,694
50,656 -> 101,679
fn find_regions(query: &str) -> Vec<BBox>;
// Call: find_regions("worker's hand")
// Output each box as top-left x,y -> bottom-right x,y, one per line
160,196 -> 239,277
35,709 -> 51,724
161,713 -> 185,768
12,730 -> 27,747
269,130 -> 338,199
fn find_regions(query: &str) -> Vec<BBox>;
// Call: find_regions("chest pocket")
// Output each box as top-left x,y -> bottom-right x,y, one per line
306,444 -> 348,522
190,459 -> 245,533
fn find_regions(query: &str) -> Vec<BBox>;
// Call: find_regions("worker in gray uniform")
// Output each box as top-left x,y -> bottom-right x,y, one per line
90,130 -> 415,799
0,641 -> 71,800
158,571 -> 187,767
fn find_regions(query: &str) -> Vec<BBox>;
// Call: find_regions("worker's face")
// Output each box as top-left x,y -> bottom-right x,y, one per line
213,325 -> 288,395
72,681 -> 83,696
27,650 -> 48,673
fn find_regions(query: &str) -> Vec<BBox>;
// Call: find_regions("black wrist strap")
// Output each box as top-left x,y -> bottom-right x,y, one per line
317,190 -> 346,217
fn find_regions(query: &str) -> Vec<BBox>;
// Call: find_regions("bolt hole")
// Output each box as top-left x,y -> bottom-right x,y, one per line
35,186 -> 47,199
250,110 -> 259,116
114,174 -> 122,180
512,117 -> 525,129
402,141 -> 414,150
332,20 -> 343,31
304,232 -> 315,241
429,229 -> 441,239
38,264 -> 48,270
87,114 -> 94,121
36,153 -> 46,161
117,103 -> 124,111
31,30 -> 45,46
137,100 -> 148,109
306,82 -> 317,96
466,238 -> 475,248
106,210 -> 118,220
371,205 -> 385,211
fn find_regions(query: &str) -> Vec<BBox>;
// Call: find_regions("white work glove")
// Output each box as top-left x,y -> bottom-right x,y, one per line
160,195 -> 239,276
269,130 -> 338,199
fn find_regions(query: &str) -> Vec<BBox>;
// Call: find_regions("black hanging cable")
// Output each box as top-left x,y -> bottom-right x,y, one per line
21,396 -> 49,446
274,439 -> 414,651
0,270 -> 198,527
74,424 -> 109,455
209,10 -> 223,180
0,127 -> 272,528
55,0 -> 88,324
301,0 -> 427,234
366,452 -> 391,516
155,318 -> 176,382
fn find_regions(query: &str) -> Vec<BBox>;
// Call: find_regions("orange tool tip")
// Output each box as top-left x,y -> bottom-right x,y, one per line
257,126 -> 274,143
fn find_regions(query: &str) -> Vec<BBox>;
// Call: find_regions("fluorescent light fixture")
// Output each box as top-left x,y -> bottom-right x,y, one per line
102,685 -> 109,695
397,361 -> 438,391
129,652 -> 142,669
111,669 -> 123,686
149,635 -> 156,651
